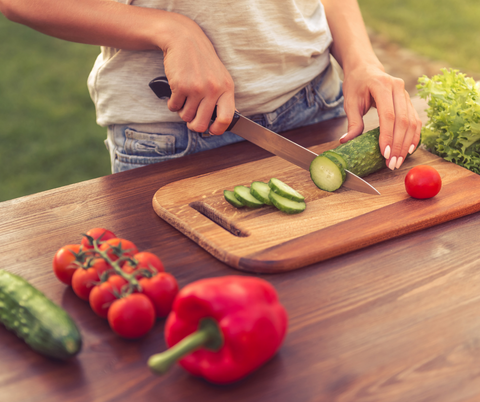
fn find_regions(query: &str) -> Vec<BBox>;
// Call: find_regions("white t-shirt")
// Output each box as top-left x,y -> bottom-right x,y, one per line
87,0 -> 333,127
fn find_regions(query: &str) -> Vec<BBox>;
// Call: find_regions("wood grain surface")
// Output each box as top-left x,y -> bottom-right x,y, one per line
153,145 -> 480,273
2,97 -> 480,402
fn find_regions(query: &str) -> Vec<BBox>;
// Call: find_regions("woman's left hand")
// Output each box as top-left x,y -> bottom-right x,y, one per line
340,62 -> 422,170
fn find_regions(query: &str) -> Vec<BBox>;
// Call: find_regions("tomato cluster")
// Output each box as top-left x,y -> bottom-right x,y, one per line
52,228 -> 178,339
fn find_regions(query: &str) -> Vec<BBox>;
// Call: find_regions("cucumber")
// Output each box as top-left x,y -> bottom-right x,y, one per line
268,178 -> 305,202
224,190 -> 244,208
333,127 -> 386,177
0,270 -> 82,360
309,154 -> 346,192
224,179 -> 306,213
309,126 -> 413,191
269,191 -> 306,214
250,181 -> 273,205
233,186 -> 264,208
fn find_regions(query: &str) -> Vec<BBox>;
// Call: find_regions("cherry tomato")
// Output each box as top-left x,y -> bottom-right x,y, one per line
405,165 -> 442,199
139,272 -> 178,317
81,228 -> 117,249
52,244 -> 84,285
71,258 -> 110,301
108,293 -> 156,339
123,251 -> 165,278
89,275 -> 128,318
99,238 -> 139,264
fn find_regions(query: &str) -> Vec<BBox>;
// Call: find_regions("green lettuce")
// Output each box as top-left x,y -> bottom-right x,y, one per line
417,68 -> 480,174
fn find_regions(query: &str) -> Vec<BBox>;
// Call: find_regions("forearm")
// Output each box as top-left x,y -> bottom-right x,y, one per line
0,0 -> 185,51
322,0 -> 421,171
322,0 -> 383,73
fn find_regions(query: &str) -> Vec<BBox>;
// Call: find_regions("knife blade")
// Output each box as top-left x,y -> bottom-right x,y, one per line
149,77 -> 380,195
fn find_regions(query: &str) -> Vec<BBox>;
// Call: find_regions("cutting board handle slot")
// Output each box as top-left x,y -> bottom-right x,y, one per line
189,201 -> 250,238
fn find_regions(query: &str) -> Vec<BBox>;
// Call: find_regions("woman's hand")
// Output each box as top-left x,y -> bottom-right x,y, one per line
341,62 -> 422,170
162,13 -> 235,135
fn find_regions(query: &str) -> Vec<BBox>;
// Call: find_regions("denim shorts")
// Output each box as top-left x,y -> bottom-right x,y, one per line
105,63 -> 346,173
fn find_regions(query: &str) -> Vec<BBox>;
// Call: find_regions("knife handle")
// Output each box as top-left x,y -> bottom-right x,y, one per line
148,76 -> 240,132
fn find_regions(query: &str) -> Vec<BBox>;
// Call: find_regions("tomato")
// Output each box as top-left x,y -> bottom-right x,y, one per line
71,258 -> 110,301
90,257 -> 111,277
122,251 -> 165,278
81,228 -> 117,249
139,272 -> 178,317
107,293 -> 156,339
89,275 -> 128,318
52,244 -> 84,285
405,165 -> 442,199
99,238 -> 139,264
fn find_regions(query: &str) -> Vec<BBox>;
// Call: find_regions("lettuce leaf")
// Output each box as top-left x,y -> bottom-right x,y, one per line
417,68 -> 480,174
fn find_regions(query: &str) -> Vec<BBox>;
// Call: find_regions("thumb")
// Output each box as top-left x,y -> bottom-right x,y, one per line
340,106 -> 365,144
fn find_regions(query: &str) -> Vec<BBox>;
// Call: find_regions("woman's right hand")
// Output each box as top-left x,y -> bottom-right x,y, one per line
162,14 -> 236,135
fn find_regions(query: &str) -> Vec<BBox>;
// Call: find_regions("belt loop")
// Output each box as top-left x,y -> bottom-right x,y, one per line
306,82 -> 315,107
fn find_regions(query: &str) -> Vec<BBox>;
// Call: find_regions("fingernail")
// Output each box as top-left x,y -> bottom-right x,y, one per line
340,133 -> 348,140
384,145 -> 391,160
408,144 -> 415,154
388,156 -> 397,170
395,157 -> 403,169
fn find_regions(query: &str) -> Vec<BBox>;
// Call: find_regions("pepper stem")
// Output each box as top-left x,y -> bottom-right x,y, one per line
148,318 -> 223,375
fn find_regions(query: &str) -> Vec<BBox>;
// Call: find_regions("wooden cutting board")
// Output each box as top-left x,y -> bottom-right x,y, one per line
152,142 -> 480,273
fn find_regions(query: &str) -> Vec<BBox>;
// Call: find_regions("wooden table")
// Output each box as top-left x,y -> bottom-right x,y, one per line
2,97 -> 480,402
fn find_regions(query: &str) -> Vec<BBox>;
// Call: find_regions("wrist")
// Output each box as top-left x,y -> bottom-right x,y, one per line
340,50 -> 385,79
150,11 -> 203,53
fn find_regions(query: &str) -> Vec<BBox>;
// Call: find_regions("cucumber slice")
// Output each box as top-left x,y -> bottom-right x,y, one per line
234,186 -> 264,208
309,154 -> 346,192
250,181 -> 273,205
269,191 -> 306,214
224,190 -> 244,208
268,178 -> 305,202
323,150 -> 347,169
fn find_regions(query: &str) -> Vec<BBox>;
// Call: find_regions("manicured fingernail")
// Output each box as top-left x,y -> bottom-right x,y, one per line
395,157 -> 403,169
408,144 -> 415,154
384,145 -> 391,160
388,156 -> 397,170
340,133 -> 348,140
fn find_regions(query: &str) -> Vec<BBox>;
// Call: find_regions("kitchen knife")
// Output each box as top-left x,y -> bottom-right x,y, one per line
149,77 -> 380,195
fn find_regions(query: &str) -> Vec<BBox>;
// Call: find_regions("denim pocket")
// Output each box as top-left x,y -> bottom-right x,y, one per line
263,90 -> 304,127
124,128 -> 175,156
107,123 -> 197,173
313,63 -> 344,109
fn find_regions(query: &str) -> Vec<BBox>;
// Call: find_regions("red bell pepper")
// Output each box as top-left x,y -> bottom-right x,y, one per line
148,275 -> 288,384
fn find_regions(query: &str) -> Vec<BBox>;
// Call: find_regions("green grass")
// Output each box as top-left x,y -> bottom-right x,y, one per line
0,15 -> 109,202
359,0 -> 480,74
2,3 -> 480,201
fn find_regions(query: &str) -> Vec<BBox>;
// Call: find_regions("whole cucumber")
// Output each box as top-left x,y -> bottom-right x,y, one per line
333,127 -> 386,177
0,270 -> 82,360
333,126 -> 419,177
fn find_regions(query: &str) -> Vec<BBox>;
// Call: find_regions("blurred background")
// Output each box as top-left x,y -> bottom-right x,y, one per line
1,0 -> 479,202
